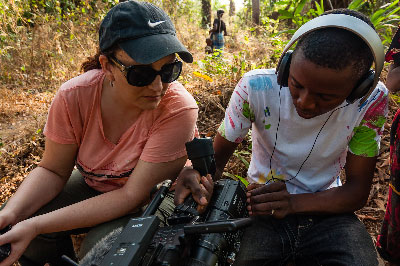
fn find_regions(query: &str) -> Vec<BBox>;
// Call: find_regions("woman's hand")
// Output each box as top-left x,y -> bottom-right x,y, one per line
0,219 -> 38,266
174,167 -> 214,213
0,210 -> 17,231
247,182 -> 293,219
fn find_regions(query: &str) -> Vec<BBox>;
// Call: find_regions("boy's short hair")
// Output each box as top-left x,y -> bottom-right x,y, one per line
294,9 -> 374,80
217,9 -> 224,15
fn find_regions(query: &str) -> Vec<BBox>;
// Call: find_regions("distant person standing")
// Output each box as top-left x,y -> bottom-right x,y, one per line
210,9 -> 228,53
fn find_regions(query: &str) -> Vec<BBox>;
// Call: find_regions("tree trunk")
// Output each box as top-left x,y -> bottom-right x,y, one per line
252,0 -> 260,25
201,0 -> 211,29
229,0 -> 235,16
323,0 -> 352,9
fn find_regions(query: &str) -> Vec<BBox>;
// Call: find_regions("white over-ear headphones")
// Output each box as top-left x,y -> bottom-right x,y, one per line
276,14 -> 384,106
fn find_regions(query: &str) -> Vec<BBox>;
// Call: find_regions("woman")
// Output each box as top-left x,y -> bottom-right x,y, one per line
210,9 -> 228,53
0,1 -> 198,265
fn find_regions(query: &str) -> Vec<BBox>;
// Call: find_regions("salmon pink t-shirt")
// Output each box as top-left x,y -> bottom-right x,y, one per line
44,69 -> 198,192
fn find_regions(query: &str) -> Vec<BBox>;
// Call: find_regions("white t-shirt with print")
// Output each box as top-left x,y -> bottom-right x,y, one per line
218,69 -> 388,194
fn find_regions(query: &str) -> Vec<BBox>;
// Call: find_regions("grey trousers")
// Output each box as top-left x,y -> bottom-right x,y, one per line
8,170 -> 175,266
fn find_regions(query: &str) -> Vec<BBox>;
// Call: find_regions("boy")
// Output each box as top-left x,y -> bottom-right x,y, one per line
176,9 -> 387,266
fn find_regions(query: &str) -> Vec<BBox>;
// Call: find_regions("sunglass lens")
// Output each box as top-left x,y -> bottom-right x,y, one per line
161,61 -> 182,83
127,66 -> 156,87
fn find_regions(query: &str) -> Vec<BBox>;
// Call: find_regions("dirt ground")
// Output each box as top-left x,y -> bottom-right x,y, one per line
0,65 -> 395,266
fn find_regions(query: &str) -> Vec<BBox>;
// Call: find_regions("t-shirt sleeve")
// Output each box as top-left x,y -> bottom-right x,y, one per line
213,19 -> 219,27
43,90 -> 77,144
140,85 -> 198,163
348,85 -> 388,157
217,77 -> 253,143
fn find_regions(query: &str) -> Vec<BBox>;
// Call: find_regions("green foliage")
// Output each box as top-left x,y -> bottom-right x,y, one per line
348,0 -> 400,45
272,0 -> 326,35
195,49 -> 252,83
267,37 -> 286,67
271,0 -> 400,46
390,93 -> 400,104
223,172 -> 249,187
211,0 -> 228,14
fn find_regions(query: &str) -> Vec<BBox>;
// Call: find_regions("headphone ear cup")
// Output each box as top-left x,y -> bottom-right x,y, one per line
346,69 -> 375,104
277,51 -> 293,87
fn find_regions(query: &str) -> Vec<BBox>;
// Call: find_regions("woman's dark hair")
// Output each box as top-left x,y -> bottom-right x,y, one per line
294,9 -> 375,80
81,44 -> 120,72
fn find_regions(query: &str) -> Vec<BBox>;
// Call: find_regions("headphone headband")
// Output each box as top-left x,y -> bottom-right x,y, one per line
277,14 -> 384,105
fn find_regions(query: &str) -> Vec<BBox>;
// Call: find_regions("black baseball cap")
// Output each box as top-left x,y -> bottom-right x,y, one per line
99,1 -> 193,64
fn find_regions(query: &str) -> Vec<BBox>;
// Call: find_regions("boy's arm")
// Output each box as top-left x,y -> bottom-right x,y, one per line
248,152 -> 377,218
290,152 -> 376,214
214,133 -> 239,180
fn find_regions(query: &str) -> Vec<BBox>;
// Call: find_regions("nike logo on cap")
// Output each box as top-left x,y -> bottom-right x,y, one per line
148,20 -> 165,27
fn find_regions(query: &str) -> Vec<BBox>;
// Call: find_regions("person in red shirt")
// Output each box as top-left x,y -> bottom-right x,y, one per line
377,25 -> 400,266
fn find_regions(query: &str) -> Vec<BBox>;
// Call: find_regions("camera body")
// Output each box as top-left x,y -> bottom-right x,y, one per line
99,138 -> 250,266
0,225 -> 11,262
100,179 -> 248,266
143,178 -> 248,266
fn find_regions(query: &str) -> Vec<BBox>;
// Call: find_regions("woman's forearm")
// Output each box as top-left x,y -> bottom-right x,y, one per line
2,167 -> 67,223
31,182 -> 144,235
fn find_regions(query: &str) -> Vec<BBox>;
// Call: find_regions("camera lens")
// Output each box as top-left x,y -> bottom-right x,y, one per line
0,225 -> 11,262
0,243 -> 11,262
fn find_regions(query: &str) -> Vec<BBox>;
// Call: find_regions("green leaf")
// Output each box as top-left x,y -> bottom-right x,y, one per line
222,172 -> 249,187
371,9 -> 385,23
271,28 -> 296,37
314,0 -> 325,15
278,10 -> 293,18
294,0 -> 307,16
348,0 -> 365,10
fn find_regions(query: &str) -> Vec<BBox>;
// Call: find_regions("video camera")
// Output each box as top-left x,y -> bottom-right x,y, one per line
96,138 -> 251,266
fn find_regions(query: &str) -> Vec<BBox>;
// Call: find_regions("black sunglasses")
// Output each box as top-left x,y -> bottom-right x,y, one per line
109,56 -> 183,87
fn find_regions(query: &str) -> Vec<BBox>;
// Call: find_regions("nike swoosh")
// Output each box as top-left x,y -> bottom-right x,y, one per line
148,20 -> 166,28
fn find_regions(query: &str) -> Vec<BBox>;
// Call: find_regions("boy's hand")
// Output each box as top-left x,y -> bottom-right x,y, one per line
247,182 -> 293,219
174,167 -> 214,213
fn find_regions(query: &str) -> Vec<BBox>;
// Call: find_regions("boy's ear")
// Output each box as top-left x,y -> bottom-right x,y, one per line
99,55 -> 115,82
346,70 -> 375,104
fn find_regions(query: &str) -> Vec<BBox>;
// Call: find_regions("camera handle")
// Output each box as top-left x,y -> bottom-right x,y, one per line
142,180 -> 173,217
183,217 -> 252,235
